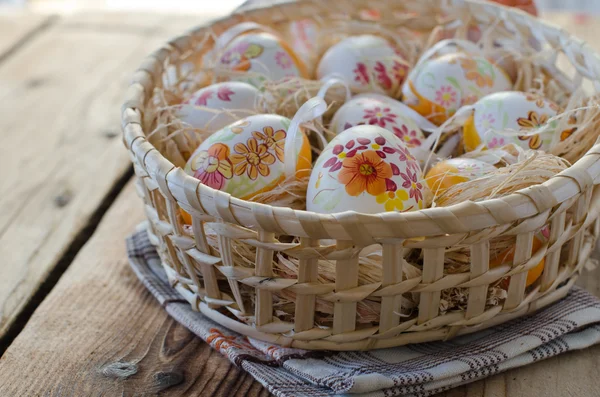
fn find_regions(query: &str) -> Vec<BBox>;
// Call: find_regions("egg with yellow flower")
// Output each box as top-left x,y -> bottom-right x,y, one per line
401,53 -> 512,125
462,91 -> 568,152
182,114 -> 312,223
307,125 -> 426,214
425,158 -> 496,196
217,23 -> 309,88
316,35 -> 410,98
330,96 -> 426,149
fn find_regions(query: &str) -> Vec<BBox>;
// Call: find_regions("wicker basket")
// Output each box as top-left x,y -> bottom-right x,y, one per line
121,0 -> 600,350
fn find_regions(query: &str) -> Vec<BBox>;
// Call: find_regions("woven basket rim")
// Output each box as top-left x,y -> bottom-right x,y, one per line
122,0 -> 600,240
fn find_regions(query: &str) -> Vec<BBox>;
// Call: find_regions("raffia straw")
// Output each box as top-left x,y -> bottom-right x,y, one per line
315,20 -> 424,65
550,95 -> 600,163
247,175 -> 310,210
435,150 -> 570,207
197,223 -> 420,324
257,77 -> 348,119
460,144 -> 522,167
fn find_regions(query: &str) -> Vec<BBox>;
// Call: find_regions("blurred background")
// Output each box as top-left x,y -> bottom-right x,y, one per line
1,0 -> 600,15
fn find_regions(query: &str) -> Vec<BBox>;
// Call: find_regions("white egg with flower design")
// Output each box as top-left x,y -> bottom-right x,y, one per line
185,114 -> 312,203
330,96 -> 426,149
402,53 -> 512,125
307,125 -> 426,214
286,19 -> 319,73
176,82 -> 260,132
462,91 -> 574,152
217,23 -> 309,88
316,35 -> 410,98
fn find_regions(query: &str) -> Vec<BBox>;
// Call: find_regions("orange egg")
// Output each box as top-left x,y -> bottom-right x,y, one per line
425,158 -> 496,195
492,237 -> 545,288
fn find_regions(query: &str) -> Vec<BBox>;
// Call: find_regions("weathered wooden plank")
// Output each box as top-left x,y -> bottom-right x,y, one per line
0,12 -> 54,61
0,12 -> 202,340
0,181 -> 269,397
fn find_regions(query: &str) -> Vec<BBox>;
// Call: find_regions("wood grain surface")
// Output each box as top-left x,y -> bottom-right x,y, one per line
0,12 -> 53,61
0,181 -> 269,397
0,12 -> 200,341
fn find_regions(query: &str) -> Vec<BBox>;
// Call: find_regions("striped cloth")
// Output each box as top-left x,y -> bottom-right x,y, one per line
127,229 -> 600,397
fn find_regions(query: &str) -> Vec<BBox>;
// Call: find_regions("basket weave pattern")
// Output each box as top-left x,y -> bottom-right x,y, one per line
122,0 -> 600,350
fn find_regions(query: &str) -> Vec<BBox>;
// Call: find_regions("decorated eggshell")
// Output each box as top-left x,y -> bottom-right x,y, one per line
185,114 -> 312,201
176,82 -> 260,132
402,53 -> 512,125
316,35 -> 410,98
286,19 -> 319,74
218,24 -> 309,87
353,92 -> 439,132
425,158 -> 496,195
330,96 -> 426,149
462,91 -> 566,152
307,125 -> 426,214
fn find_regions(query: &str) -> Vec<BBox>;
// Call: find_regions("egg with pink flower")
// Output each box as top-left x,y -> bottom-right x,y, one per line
316,35 -> 410,98
183,114 -> 312,223
176,82 -> 260,132
217,23 -> 309,88
402,53 -> 512,125
330,96 -> 426,149
307,125 -> 426,214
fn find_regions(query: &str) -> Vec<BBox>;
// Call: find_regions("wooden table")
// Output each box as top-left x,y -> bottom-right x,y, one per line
0,9 -> 598,397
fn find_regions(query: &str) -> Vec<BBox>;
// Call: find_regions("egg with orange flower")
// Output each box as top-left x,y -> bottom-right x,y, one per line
176,82 -> 260,133
217,23 -> 309,88
401,53 -> 512,125
330,96 -> 426,149
307,125 -> 426,214
462,91 -> 568,152
182,114 -> 312,223
425,158 -> 496,196
316,35 -> 410,98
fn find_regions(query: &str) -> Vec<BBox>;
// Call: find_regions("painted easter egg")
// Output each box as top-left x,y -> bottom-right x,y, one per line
176,82 -> 260,132
330,96 -> 426,149
316,35 -> 410,98
307,125 -> 426,214
286,19 -> 319,74
462,91 -> 565,152
401,53 -> 512,125
185,114 -> 312,201
217,23 -> 309,88
425,158 -> 496,195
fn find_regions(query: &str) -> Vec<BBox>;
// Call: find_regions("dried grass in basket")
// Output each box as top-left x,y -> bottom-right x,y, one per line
122,0 -> 600,350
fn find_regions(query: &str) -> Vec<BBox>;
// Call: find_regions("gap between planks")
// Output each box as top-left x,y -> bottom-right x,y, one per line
0,11 -> 205,349
0,181 -> 269,397
0,167 -> 133,355
0,13 -> 57,65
